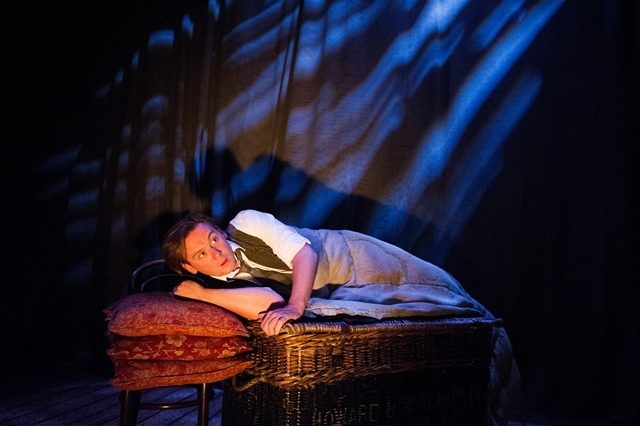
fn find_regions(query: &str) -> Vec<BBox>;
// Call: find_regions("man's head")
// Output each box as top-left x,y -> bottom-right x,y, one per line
162,212 -> 239,276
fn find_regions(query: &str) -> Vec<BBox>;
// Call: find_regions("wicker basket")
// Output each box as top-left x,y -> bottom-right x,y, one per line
222,316 -> 499,426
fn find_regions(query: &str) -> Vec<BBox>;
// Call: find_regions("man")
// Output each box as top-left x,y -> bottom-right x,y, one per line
162,209 -> 480,335
161,209 -> 520,425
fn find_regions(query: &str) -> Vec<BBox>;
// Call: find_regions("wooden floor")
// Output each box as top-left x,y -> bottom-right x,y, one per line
0,373 -> 222,426
0,370 -> 550,426
0,366 -> 550,426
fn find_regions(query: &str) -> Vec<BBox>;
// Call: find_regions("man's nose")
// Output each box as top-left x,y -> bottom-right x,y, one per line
210,247 -> 221,257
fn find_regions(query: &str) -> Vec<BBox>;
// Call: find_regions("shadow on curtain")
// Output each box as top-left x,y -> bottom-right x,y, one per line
62,0 -> 563,307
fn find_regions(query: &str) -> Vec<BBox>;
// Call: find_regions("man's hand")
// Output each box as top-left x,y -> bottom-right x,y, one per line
259,304 -> 304,336
258,243 -> 318,336
172,280 -> 207,301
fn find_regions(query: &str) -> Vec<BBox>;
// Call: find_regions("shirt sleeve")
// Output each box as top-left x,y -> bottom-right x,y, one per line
229,210 -> 310,268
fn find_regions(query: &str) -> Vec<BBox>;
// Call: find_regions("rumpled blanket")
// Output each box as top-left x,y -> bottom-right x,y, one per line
304,284 -> 521,426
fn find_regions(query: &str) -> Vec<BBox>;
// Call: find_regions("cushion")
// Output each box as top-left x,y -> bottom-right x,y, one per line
107,333 -> 253,360
104,292 -> 249,337
109,356 -> 252,390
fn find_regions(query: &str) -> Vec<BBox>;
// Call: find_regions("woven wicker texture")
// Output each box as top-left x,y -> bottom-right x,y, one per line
223,367 -> 490,426
222,316 -> 499,426
238,316 -> 499,389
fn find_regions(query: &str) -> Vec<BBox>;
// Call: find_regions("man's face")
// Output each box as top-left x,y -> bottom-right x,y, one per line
181,223 -> 239,276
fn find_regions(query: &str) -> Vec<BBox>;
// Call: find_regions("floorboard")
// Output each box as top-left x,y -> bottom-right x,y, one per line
0,375 -> 223,426
0,367 -> 546,426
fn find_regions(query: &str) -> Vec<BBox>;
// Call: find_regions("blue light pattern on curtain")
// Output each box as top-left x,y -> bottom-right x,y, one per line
60,0 -> 563,305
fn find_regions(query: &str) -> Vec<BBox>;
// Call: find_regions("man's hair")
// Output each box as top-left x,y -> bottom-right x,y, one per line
162,212 -> 217,273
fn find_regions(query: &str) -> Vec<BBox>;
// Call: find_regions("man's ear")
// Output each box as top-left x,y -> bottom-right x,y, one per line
181,263 -> 198,274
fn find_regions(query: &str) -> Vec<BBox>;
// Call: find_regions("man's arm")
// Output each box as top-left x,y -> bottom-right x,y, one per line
260,243 -> 318,336
230,210 -> 310,267
172,280 -> 285,319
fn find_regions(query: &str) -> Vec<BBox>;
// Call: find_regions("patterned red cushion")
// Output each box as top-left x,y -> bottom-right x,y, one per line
107,333 -> 252,360
109,356 -> 252,390
104,292 -> 249,337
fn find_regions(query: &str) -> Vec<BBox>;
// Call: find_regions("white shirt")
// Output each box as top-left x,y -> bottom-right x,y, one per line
230,209 -> 310,267
214,210 -> 310,283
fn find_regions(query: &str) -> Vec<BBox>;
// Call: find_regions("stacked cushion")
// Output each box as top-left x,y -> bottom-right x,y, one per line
104,292 -> 252,390
107,333 -> 252,361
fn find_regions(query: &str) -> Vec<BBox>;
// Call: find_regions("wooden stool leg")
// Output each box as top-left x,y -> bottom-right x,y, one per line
196,383 -> 211,426
119,390 -> 141,426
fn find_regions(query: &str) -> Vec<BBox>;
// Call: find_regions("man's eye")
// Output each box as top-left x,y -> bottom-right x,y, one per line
198,252 -> 205,258
211,237 -> 217,244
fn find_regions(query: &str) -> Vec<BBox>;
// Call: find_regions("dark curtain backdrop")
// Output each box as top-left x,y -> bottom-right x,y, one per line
3,1 -> 638,424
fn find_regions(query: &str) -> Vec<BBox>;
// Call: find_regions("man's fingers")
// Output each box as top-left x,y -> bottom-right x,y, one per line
172,282 -> 184,295
171,280 -> 203,300
260,311 -> 287,336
